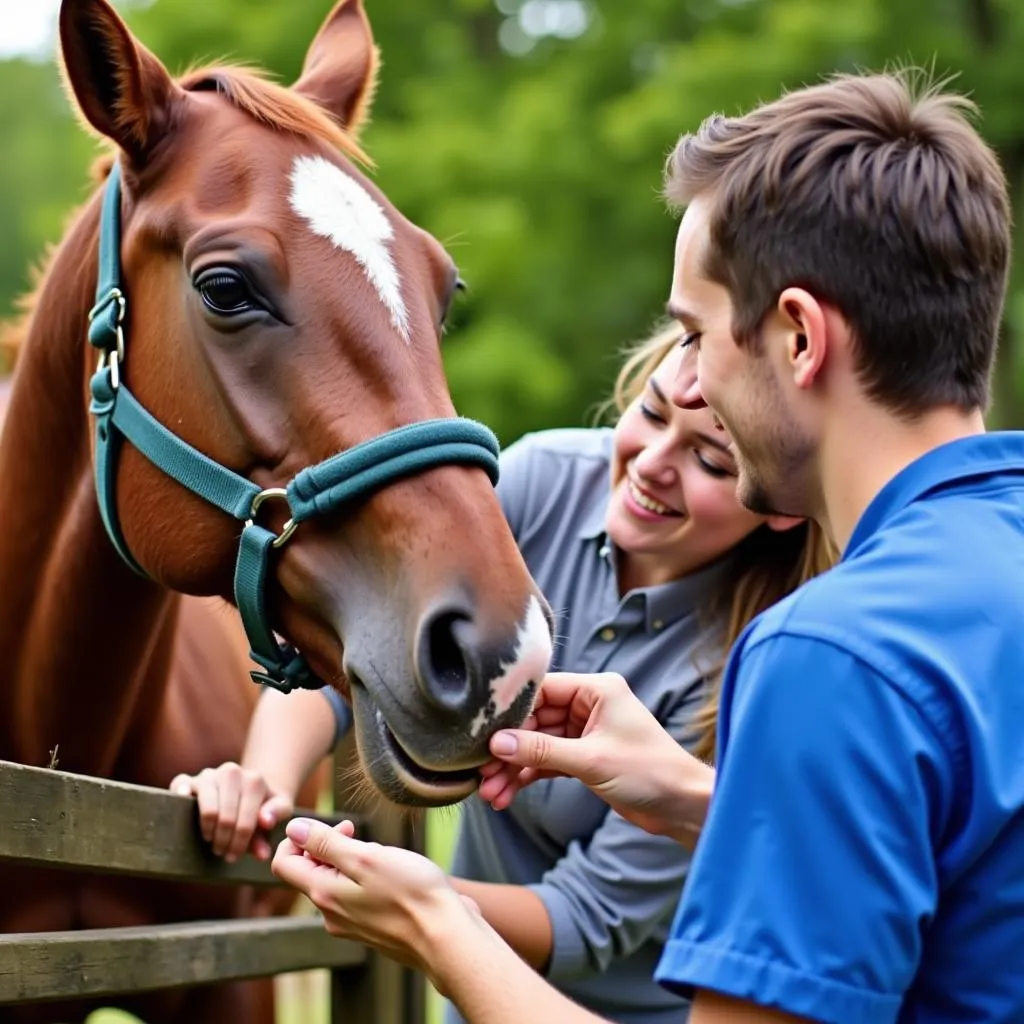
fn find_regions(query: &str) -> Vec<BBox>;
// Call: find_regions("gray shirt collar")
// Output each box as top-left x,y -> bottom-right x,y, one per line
580,489 -> 736,635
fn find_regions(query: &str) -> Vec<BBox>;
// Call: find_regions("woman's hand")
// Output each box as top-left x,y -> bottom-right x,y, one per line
272,818 -> 484,984
170,762 -> 294,862
479,672 -> 714,846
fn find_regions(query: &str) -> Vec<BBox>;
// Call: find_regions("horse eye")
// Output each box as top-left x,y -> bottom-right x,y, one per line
441,277 -> 467,331
195,268 -> 257,316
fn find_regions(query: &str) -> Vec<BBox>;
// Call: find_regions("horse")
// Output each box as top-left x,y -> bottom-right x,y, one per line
0,0 -> 553,1020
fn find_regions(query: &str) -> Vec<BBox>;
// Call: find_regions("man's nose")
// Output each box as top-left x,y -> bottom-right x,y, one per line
671,351 -> 706,410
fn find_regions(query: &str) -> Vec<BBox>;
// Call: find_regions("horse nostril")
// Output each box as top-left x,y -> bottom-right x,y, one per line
419,608 -> 474,710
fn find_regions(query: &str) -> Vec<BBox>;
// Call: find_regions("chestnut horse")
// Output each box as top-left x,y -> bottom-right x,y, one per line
0,0 -> 552,1021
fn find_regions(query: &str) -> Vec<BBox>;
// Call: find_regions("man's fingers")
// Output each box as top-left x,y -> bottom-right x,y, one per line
534,672 -> 607,712
286,818 -> 367,877
271,836 -> 319,893
478,764 -> 547,809
488,728 -> 577,775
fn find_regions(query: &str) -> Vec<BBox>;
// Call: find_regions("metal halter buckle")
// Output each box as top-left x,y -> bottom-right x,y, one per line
245,487 -> 299,548
90,288 -> 127,390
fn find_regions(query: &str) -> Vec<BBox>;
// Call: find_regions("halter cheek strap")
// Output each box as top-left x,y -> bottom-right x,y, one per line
87,161 -> 500,693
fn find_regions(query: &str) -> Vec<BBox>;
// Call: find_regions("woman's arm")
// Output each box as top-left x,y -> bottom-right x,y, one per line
239,686 -> 339,798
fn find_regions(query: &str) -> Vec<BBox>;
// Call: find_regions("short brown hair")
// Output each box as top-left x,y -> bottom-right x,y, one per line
664,71 -> 1011,414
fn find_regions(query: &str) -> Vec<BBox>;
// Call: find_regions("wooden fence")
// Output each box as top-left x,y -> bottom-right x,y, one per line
0,738 -> 426,1023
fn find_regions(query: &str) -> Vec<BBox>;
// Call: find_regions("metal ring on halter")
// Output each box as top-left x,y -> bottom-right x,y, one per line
245,487 -> 299,548
96,339 -> 124,390
88,286 -> 127,326
91,289 -> 127,391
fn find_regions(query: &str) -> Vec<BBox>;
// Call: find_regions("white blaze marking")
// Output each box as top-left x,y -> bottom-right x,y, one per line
288,155 -> 410,342
470,595 -> 553,737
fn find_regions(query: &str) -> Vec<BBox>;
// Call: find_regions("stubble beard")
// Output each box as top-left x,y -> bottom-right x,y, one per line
733,429 -> 812,518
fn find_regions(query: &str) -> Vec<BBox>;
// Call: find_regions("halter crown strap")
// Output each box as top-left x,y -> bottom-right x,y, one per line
87,163 -> 501,693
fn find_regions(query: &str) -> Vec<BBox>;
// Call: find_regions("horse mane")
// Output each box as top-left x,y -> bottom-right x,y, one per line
178,63 -> 372,168
0,63 -> 371,372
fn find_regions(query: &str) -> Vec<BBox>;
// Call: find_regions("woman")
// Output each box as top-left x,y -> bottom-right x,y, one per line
173,322 -> 833,1022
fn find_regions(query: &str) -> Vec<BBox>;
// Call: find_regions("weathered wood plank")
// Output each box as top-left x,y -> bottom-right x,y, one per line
0,916 -> 365,1004
0,759 -> 358,886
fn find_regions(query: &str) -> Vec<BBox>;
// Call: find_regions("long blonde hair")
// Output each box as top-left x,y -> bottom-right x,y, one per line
604,321 -> 837,763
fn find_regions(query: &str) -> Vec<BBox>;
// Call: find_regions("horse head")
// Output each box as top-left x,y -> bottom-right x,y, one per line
57,0 -> 553,806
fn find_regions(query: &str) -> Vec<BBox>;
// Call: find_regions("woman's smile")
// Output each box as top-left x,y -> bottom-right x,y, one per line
625,477 -> 684,520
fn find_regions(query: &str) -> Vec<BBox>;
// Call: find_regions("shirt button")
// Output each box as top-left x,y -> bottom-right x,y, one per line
653,619 -> 664,631
599,627 -> 616,642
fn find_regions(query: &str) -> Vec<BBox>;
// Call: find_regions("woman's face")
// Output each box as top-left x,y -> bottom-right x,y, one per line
606,344 -> 767,587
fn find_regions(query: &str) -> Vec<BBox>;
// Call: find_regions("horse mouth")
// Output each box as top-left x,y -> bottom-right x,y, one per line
374,707 -> 481,791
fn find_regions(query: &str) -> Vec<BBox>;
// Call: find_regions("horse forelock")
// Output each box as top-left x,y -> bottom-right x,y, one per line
178,64 -> 373,169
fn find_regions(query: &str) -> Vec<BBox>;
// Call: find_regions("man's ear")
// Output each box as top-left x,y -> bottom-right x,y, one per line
777,287 -> 827,390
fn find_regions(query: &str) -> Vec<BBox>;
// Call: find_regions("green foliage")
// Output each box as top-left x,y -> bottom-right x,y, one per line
2,0 -> 1023,435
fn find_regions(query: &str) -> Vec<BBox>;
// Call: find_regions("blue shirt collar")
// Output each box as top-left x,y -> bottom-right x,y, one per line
845,431 -> 1024,559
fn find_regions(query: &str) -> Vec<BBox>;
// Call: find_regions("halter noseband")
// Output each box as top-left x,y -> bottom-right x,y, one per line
87,161 -> 500,694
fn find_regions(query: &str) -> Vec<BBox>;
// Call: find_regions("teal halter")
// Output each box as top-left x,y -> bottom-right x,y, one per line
87,162 -> 500,694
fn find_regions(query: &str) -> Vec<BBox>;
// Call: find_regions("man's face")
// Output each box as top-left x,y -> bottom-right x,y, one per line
667,200 -> 812,518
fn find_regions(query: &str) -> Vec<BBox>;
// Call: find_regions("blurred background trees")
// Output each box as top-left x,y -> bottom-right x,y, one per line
3,0 -> 1023,437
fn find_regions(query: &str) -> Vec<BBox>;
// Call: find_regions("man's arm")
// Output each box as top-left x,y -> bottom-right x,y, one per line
691,992 -> 811,1024
272,818 -> 817,1024
428,896 -> 811,1024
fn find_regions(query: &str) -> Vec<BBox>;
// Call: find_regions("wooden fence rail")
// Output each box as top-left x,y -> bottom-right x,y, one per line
0,754 -> 426,1023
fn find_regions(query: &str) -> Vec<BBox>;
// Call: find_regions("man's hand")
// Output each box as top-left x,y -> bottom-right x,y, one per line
479,672 -> 713,845
272,818 -> 486,987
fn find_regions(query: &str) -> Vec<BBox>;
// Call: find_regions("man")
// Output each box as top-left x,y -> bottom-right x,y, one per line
273,71 -> 1024,1024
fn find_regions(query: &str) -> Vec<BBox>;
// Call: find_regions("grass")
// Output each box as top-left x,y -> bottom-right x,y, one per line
86,807 -> 463,1024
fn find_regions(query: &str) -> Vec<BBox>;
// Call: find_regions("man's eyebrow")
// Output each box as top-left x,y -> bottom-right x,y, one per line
665,301 -> 703,330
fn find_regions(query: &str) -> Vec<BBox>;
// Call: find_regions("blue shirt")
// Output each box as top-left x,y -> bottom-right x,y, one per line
449,428 -> 736,1024
656,432 -> 1024,1024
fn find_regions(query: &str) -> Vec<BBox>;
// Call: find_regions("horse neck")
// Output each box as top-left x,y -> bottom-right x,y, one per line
0,191 -> 179,777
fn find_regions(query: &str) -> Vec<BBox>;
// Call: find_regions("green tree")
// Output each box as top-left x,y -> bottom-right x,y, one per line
4,0 -> 1024,431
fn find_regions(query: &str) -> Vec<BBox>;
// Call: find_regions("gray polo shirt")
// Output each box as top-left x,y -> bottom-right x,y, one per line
445,428 -> 732,1024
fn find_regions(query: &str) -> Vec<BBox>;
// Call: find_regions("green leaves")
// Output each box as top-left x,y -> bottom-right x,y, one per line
3,0 -> 1024,429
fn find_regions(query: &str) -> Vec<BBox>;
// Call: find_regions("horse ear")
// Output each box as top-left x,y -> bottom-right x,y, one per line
293,0 -> 379,137
59,0 -> 178,165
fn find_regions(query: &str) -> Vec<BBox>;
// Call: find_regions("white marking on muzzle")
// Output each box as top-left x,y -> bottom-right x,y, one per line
288,155 -> 410,342
470,595 -> 552,737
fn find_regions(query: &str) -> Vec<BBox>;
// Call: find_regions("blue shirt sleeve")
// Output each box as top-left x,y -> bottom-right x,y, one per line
655,635 -> 951,1024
